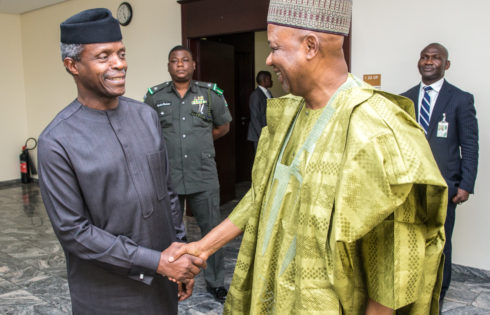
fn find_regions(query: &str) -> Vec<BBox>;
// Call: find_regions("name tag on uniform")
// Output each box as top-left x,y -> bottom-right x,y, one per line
437,113 -> 448,138
156,102 -> 171,107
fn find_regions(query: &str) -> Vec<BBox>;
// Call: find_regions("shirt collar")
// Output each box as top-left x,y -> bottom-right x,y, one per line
169,80 -> 196,94
258,85 -> 270,97
420,77 -> 444,94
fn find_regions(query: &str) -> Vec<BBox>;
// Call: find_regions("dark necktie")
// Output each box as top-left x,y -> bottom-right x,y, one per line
420,86 -> 432,134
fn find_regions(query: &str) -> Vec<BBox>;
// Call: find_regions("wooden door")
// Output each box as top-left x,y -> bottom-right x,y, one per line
191,39 -> 236,203
204,33 -> 255,182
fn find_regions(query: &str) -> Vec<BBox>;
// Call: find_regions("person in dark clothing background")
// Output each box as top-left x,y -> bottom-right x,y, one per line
247,70 -> 273,152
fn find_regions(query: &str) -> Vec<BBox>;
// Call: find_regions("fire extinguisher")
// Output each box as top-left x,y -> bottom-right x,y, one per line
20,137 -> 38,184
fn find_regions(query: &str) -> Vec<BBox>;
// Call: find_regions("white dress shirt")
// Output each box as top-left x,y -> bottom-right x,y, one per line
258,85 -> 272,99
417,77 -> 444,123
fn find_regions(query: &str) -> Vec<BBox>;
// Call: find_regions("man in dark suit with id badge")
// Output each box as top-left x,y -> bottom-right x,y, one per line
402,42 -> 479,307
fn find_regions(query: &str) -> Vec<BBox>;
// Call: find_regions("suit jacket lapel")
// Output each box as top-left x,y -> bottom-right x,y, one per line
257,87 -> 267,101
261,88 -> 267,101
407,86 -> 420,120
428,80 -> 452,138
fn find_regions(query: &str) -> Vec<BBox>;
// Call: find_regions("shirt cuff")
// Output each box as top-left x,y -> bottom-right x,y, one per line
458,182 -> 474,194
133,246 -> 161,272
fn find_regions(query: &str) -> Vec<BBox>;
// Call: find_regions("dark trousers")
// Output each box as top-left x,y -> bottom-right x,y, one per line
440,200 -> 457,302
179,189 -> 224,288
251,140 -> 258,156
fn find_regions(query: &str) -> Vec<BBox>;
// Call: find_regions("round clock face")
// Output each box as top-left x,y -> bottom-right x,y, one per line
117,2 -> 132,26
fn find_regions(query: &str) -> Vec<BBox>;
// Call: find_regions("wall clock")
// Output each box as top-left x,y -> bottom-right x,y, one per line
117,2 -> 133,26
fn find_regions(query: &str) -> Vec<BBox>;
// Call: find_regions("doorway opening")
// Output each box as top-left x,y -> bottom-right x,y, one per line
189,32 -> 256,203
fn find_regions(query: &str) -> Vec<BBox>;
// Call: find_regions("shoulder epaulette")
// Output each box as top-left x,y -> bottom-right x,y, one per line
194,81 -> 224,96
147,81 -> 171,95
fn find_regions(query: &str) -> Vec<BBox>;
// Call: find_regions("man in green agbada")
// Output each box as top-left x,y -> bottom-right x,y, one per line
167,0 -> 447,314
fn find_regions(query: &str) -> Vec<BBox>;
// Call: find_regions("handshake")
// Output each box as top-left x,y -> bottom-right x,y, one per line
156,218 -> 241,301
157,241 -> 207,301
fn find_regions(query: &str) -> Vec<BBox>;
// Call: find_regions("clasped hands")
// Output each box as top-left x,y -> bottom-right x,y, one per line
157,241 -> 207,301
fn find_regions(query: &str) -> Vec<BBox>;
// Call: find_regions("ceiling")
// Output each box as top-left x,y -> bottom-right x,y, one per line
0,0 -> 70,14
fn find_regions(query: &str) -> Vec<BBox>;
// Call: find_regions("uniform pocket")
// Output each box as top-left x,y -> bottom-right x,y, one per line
156,106 -> 173,128
147,150 -> 168,201
201,151 -> 217,179
192,104 -> 212,128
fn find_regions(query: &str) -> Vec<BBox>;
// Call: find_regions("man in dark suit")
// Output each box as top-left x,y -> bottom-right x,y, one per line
402,42 -> 479,305
247,71 -> 273,152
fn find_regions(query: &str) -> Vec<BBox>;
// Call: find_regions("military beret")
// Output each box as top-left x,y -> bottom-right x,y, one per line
60,8 -> 122,44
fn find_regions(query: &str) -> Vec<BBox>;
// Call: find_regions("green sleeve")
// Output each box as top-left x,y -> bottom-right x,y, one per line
360,133 -> 444,310
336,131 -> 412,309
228,188 -> 254,230
336,130 -> 444,311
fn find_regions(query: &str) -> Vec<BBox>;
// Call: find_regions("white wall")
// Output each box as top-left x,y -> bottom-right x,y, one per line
0,13 -> 28,181
351,0 -> 490,270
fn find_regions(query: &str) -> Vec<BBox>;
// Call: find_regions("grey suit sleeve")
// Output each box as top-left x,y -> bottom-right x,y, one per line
153,113 -> 186,241
166,154 -> 186,242
457,93 -> 479,193
38,137 -> 161,277
167,178 -> 185,241
145,92 -> 185,240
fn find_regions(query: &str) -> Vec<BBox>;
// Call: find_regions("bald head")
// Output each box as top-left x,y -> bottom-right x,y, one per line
422,43 -> 449,59
418,42 -> 450,85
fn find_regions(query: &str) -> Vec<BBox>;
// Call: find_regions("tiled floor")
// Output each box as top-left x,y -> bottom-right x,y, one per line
0,182 -> 489,314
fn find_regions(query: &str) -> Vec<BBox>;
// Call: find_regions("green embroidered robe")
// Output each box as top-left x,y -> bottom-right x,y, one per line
225,75 -> 447,314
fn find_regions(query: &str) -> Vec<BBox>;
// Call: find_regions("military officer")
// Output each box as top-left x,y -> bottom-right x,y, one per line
144,45 -> 232,303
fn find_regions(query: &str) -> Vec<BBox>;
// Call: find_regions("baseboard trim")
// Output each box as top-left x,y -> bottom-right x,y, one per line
0,178 -> 38,188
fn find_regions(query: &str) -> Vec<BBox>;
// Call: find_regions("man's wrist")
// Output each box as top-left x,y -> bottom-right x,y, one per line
157,251 -> 168,276
193,240 -> 210,260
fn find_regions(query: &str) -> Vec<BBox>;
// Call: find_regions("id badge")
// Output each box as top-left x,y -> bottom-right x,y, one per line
437,113 -> 448,138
